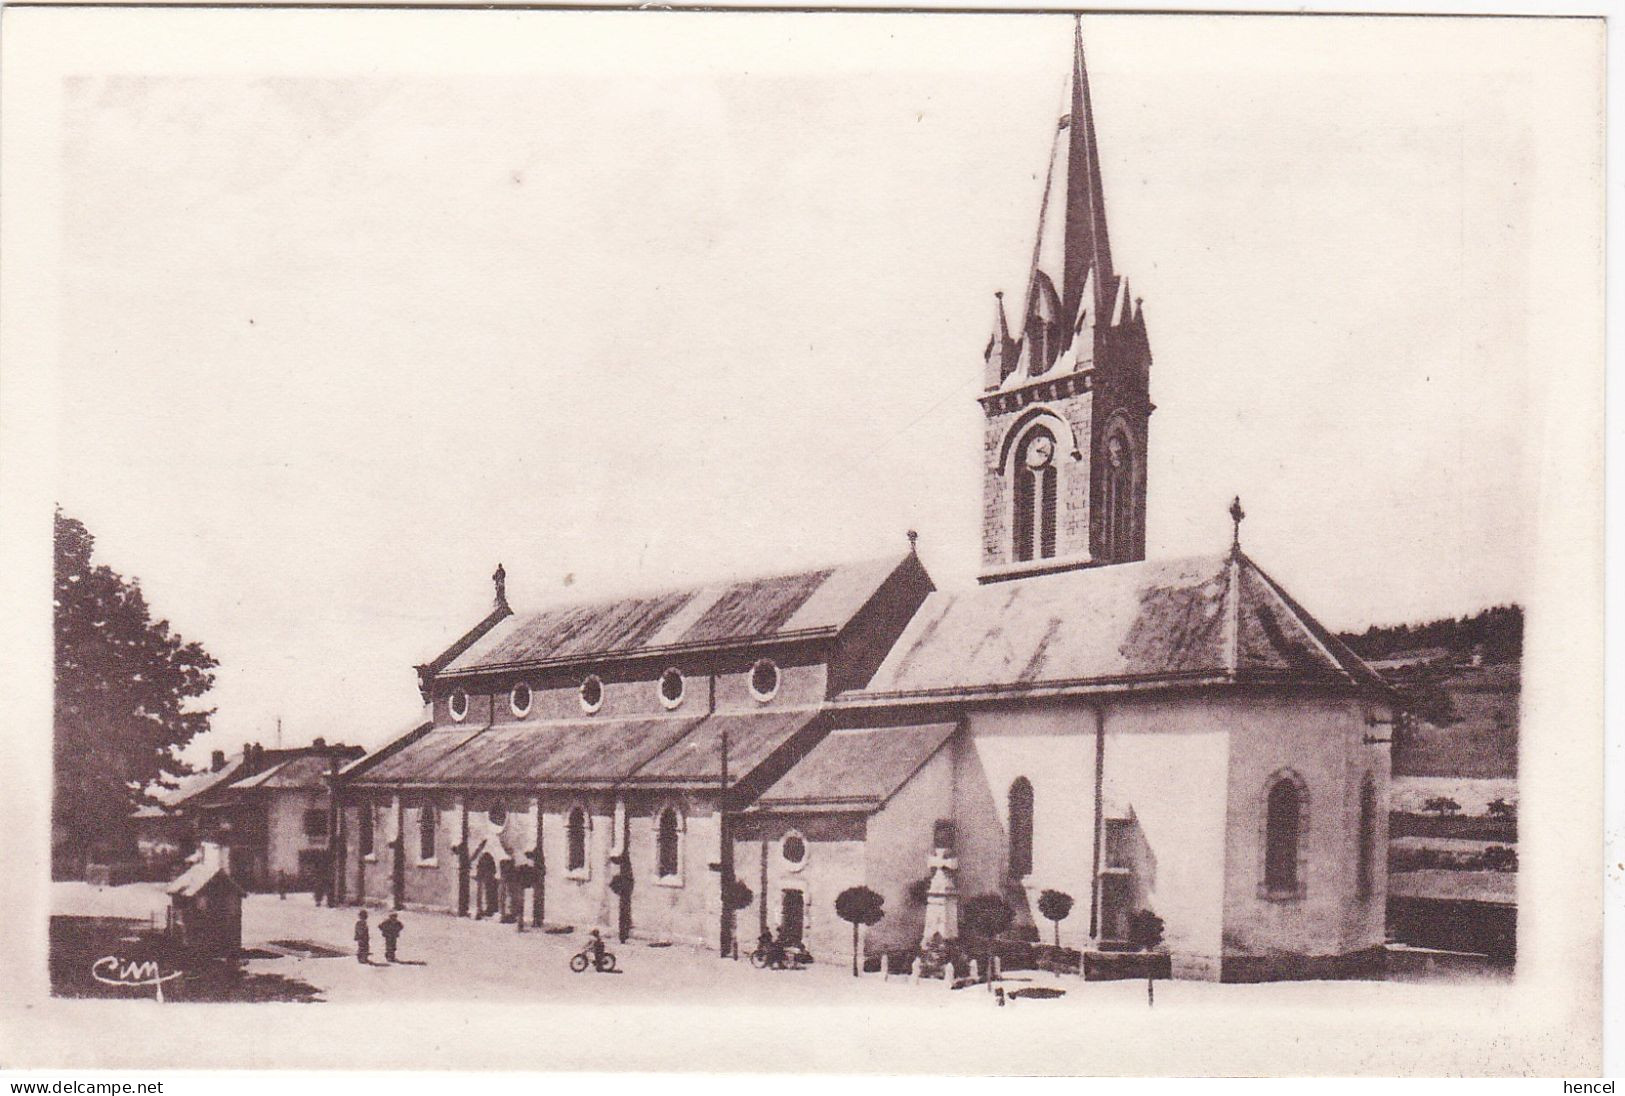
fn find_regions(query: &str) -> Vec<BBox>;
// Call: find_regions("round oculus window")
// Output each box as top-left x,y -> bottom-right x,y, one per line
659,668 -> 685,709
781,832 -> 808,867
488,806 -> 507,827
579,674 -> 604,714
448,690 -> 469,722
750,658 -> 780,702
510,682 -> 532,716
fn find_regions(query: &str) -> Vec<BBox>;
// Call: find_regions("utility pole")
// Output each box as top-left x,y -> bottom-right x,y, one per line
718,719 -> 735,959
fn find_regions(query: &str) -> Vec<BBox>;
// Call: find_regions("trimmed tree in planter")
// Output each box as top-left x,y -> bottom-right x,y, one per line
834,885 -> 884,977
1128,908 -> 1165,951
1037,889 -> 1074,946
961,893 -> 1014,985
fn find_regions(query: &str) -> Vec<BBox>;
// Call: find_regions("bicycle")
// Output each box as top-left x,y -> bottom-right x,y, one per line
748,941 -> 812,970
569,944 -> 618,973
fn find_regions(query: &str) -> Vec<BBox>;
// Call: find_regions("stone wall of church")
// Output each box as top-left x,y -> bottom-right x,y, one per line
620,791 -> 721,948
1218,693 -> 1389,969
953,703 -> 1099,948
535,791 -> 616,932
731,812 -> 866,966
402,792 -> 460,911
861,744 -> 953,955
1100,702 -> 1232,978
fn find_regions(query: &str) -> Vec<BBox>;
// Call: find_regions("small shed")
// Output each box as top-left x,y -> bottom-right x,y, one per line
167,847 -> 247,956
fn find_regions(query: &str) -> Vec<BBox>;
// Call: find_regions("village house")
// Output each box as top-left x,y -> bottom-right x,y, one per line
333,23 -> 1395,981
183,740 -> 364,892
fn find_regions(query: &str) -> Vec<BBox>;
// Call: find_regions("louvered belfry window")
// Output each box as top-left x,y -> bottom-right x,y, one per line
1014,427 -> 1058,563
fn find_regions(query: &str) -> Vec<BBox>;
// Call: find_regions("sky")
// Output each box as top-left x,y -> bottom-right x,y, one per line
47,12 -> 1595,761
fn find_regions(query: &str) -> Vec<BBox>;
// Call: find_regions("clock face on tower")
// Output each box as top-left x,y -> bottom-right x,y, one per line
1023,434 -> 1056,469
1108,434 -> 1127,469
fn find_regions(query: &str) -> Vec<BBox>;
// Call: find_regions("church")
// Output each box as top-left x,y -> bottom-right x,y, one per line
335,24 -> 1395,982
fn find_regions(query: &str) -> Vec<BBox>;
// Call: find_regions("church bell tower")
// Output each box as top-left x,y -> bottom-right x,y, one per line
979,21 -> 1153,584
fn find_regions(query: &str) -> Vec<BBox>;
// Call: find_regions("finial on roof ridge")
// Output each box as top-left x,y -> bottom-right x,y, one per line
1229,497 -> 1246,553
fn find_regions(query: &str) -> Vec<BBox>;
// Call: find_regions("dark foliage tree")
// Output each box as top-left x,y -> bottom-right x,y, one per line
1037,888 -> 1074,946
1127,908 -> 1165,951
1422,796 -> 1462,817
1337,604 -> 1522,663
723,878 -> 753,912
53,510 -> 217,873
833,885 -> 884,977
1486,797 -> 1517,819
961,893 -> 1014,983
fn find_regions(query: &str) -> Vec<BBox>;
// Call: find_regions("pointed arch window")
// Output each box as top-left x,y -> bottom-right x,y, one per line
1008,777 -> 1034,878
1356,774 -> 1377,899
566,806 -> 589,876
1101,428 -> 1135,562
1014,428 -> 1059,563
1262,771 -> 1308,899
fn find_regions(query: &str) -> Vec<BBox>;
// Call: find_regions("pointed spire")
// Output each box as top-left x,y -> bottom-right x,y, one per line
1062,16 -> 1114,326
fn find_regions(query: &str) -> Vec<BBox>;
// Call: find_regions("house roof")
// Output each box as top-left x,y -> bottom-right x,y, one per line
438,554 -> 916,677
351,707 -> 822,790
166,861 -> 245,898
228,754 -> 338,791
753,722 -> 957,812
842,550 -> 1385,704
140,754 -> 250,813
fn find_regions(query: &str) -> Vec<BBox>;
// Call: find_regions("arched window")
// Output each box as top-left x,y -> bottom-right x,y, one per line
1356,774 -> 1377,898
1008,777 -> 1034,878
1013,428 -> 1058,563
1263,772 -> 1307,898
358,801 -> 375,857
418,802 -> 437,862
656,806 -> 682,880
566,806 -> 588,873
1101,429 -> 1135,562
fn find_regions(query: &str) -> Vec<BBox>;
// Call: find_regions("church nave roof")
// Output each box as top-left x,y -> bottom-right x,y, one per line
840,550 -> 1387,704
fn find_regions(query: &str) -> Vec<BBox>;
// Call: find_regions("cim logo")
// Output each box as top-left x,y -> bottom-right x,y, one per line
90,955 -> 182,995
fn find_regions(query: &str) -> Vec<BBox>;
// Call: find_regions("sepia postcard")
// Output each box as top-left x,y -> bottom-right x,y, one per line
0,4 -> 1607,1077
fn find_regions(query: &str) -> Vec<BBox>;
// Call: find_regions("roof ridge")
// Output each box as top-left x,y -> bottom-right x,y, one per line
506,551 -> 908,620
1237,551 -> 1386,689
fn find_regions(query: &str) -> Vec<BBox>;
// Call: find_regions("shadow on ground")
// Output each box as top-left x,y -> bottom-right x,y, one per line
50,916 -> 325,1003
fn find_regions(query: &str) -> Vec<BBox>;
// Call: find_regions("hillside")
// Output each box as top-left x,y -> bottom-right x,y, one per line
1337,606 -> 1520,780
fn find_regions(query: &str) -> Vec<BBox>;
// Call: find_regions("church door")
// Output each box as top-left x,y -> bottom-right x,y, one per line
779,889 -> 805,946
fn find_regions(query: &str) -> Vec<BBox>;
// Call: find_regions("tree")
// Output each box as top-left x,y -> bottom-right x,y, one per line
1422,796 -> 1462,817
1127,908 -> 1165,951
53,510 -> 217,874
961,893 -> 1014,985
1037,889 -> 1074,946
833,885 -> 884,977
1486,797 -> 1517,819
